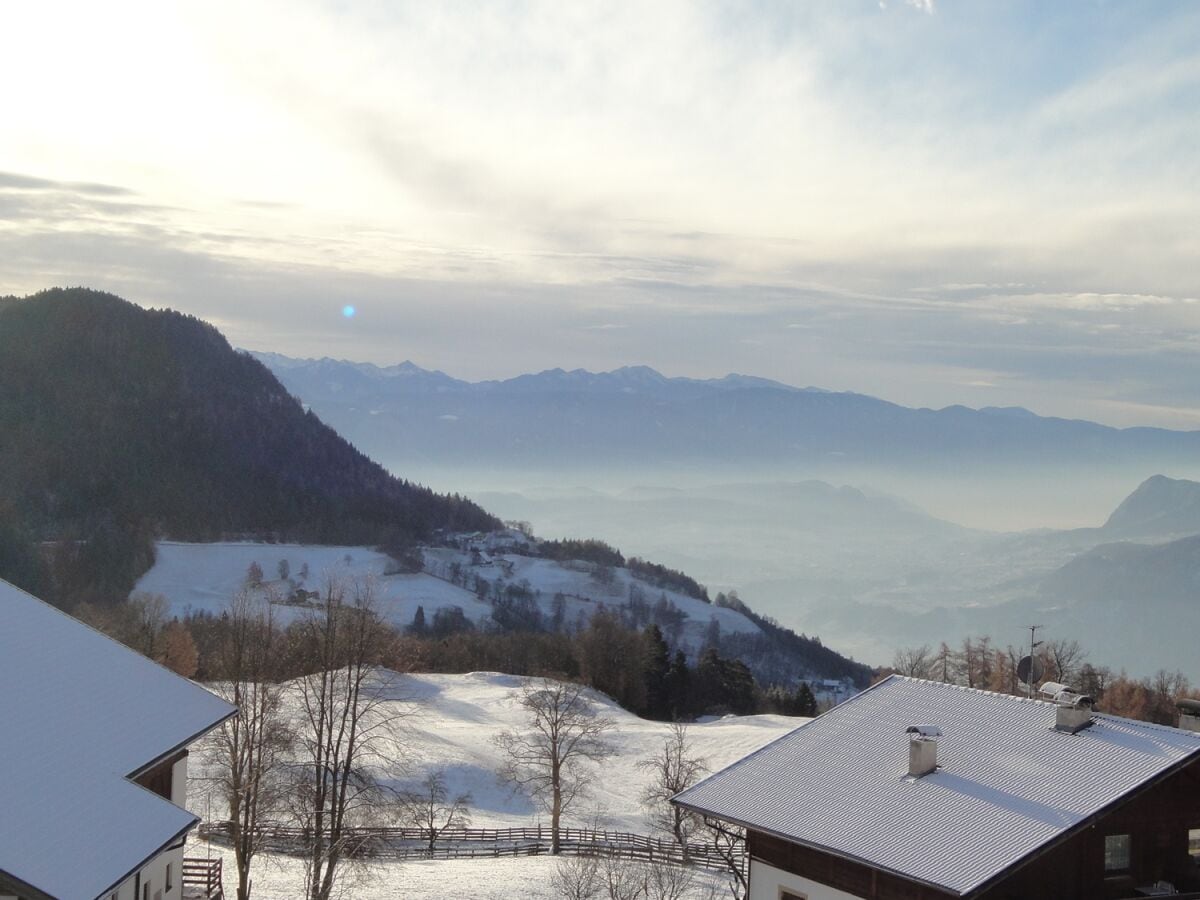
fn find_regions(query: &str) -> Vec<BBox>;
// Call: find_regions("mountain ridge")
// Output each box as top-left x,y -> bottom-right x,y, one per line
252,354 -> 1200,471
0,289 -> 500,604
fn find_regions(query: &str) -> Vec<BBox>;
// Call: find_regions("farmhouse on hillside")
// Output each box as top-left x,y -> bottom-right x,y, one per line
673,675 -> 1200,900
0,579 -> 235,900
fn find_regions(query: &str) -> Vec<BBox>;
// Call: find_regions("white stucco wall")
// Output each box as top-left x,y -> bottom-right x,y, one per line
105,843 -> 185,900
170,755 -> 188,808
749,859 -> 868,900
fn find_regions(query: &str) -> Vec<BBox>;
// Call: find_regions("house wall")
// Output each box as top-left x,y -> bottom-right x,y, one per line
170,754 -> 188,808
748,833 -> 958,900
974,756 -> 1200,900
106,844 -> 186,900
748,756 -> 1200,900
134,750 -> 188,803
750,860 -> 867,900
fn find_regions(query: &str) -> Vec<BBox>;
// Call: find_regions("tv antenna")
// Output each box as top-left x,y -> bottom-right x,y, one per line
1020,625 -> 1044,698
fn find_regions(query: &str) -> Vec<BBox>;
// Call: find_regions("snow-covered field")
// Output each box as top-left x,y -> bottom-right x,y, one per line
190,671 -> 798,831
137,540 -> 759,644
188,671 -> 802,897
187,847 -> 726,899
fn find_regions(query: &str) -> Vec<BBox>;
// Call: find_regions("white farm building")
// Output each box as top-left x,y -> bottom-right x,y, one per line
0,579 -> 235,900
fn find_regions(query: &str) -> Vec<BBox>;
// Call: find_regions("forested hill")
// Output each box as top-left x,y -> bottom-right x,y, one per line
0,288 -> 499,604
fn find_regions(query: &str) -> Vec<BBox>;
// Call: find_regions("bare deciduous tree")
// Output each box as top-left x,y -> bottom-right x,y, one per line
643,861 -> 718,900
702,816 -> 747,899
286,577 -> 410,900
495,678 -> 615,854
399,769 -> 472,853
551,853 -> 602,900
638,723 -> 708,851
599,855 -> 646,900
1043,638 -> 1087,686
891,644 -> 935,680
208,589 -> 292,900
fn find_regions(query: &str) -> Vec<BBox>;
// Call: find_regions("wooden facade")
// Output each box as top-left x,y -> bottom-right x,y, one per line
133,749 -> 187,802
749,754 -> 1200,900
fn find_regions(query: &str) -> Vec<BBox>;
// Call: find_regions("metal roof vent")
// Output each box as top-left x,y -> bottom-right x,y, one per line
906,724 -> 942,777
1040,682 -> 1095,734
1177,698 -> 1200,734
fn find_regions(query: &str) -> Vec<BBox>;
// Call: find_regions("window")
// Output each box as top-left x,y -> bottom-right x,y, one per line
142,881 -> 150,900
780,891 -> 807,900
1105,834 -> 1132,872
166,863 -> 173,892
1189,828 -> 1200,863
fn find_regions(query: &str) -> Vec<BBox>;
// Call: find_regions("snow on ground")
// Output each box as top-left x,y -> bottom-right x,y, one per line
138,540 -> 760,643
190,671 -> 801,833
136,541 -> 491,628
188,845 -> 729,899
188,672 -> 801,897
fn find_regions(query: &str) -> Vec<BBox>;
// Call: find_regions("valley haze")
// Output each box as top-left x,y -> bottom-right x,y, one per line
257,352 -> 1200,681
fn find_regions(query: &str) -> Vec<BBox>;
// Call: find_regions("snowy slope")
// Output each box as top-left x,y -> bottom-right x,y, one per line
190,671 -> 799,833
137,541 -> 493,626
137,540 -> 759,646
187,671 -> 800,899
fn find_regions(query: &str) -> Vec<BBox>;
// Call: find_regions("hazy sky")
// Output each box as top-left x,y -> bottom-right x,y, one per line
3,1 -> 1199,427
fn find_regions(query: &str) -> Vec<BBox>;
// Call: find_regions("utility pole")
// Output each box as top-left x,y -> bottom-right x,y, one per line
1026,624 -> 1043,699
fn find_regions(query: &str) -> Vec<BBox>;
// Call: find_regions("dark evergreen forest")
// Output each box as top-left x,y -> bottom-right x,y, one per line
0,288 -> 499,606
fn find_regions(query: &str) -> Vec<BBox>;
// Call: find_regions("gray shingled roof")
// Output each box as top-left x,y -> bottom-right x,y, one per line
0,579 -> 235,900
674,675 -> 1200,897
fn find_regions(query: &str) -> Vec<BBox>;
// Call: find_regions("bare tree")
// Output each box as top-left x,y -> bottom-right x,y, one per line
1043,639 -> 1087,686
891,644 -> 935,680
207,590 -> 292,900
286,577 -> 409,900
399,769 -> 472,853
495,678 -> 615,854
552,853 -> 603,900
638,723 -> 708,851
599,855 -> 647,900
702,816 -> 747,899
643,861 -> 718,900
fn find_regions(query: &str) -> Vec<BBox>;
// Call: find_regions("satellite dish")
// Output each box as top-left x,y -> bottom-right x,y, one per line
1017,655 -> 1044,686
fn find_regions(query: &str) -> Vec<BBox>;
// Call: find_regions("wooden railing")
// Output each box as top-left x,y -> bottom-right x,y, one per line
182,857 -> 223,898
198,821 -> 744,874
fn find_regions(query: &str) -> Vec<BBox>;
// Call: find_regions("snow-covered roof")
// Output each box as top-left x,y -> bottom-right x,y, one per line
0,579 -> 235,900
673,675 -> 1200,897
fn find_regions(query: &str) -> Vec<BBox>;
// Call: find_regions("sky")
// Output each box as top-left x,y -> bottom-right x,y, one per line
2,1 -> 1199,428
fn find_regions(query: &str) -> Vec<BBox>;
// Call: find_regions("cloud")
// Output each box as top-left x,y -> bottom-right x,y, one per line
2,3 -> 1200,428
0,171 -> 136,197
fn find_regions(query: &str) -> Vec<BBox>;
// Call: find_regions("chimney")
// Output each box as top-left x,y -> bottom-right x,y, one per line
1040,682 -> 1095,734
1178,699 -> 1200,733
906,725 -> 942,777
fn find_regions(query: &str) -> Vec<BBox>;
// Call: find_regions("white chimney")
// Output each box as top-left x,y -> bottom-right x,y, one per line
1178,699 -> 1200,733
1040,682 -> 1095,734
906,724 -> 942,777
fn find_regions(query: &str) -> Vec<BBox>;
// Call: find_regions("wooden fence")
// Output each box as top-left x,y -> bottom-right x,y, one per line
198,821 -> 744,875
182,857 -> 223,898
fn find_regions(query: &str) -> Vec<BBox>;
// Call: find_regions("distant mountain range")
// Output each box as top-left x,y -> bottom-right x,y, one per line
1102,474 -> 1200,538
252,353 -> 1200,471
0,289 -> 868,684
796,474 -> 1200,678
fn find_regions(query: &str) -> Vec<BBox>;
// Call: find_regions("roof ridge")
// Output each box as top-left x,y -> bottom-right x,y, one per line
676,675 -> 896,803
896,675 -> 1057,708
896,675 -> 1200,740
